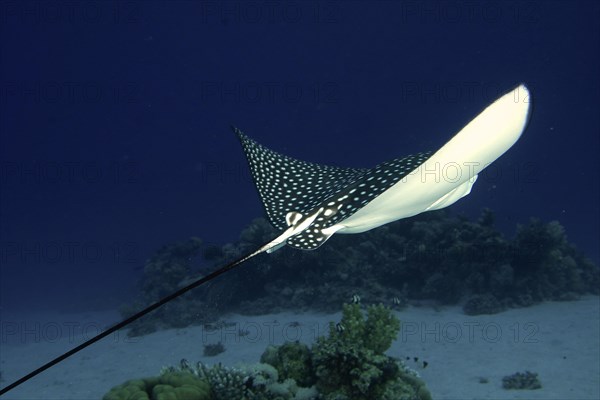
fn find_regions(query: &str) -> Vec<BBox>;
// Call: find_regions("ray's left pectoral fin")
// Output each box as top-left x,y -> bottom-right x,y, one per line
261,209 -> 343,253
259,209 -> 326,254
286,223 -> 343,250
263,211 -> 306,253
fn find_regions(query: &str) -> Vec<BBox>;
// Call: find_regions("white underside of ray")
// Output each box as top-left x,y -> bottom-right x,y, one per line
328,84 -> 531,235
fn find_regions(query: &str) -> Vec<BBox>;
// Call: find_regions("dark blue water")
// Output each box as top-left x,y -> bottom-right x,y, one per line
1,1 -> 598,314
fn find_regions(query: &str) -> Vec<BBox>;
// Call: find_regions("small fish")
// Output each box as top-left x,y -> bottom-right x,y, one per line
403,355 -> 429,369
336,323 -> 345,333
392,297 -> 402,305
180,358 -> 191,371
351,294 -> 361,304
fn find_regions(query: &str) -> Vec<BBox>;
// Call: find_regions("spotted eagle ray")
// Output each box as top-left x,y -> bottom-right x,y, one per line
0,84 -> 531,395
235,83 -> 531,259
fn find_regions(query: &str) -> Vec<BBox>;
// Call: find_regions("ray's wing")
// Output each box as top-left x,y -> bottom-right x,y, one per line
236,126 -> 432,250
286,152 -> 432,249
234,128 -> 366,230
235,84 -> 530,252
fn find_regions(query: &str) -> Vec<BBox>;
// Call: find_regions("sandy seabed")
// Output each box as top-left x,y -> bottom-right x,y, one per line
1,296 -> 598,400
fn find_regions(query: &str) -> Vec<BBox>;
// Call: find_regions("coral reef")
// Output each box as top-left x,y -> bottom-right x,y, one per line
121,209 -> 599,333
191,362 -> 316,400
102,371 -> 211,400
511,219 -> 597,303
140,237 -> 204,301
311,303 -> 429,400
120,237 -> 218,337
107,362 -> 298,400
502,370 -> 542,390
104,304 -> 430,400
260,342 -> 315,387
215,211 -> 598,315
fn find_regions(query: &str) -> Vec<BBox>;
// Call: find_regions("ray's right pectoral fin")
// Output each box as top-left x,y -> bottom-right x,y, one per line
426,174 -> 478,211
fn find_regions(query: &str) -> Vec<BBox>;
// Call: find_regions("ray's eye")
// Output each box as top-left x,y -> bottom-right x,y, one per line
323,207 -> 337,217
